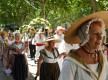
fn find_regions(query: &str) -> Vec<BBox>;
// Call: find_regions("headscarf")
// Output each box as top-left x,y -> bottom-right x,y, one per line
78,18 -> 105,46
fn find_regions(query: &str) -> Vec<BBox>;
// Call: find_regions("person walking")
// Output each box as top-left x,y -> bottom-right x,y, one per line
7,33 -> 29,80
34,29 -> 46,63
54,26 -> 66,71
36,37 -> 63,80
28,28 -> 36,59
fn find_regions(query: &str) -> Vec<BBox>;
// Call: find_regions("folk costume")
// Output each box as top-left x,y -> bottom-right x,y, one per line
59,50 -> 108,80
39,48 -> 60,80
34,30 -> 46,61
54,26 -> 65,71
59,11 -> 108,80
9,42 -> 28,80
36,37 -> 61,80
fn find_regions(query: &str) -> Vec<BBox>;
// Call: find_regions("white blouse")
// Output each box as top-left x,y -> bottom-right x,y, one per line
59,54 -> 108,80
87,63 -> 99,77
42,49 -> 58,63
9,43 -> 23,54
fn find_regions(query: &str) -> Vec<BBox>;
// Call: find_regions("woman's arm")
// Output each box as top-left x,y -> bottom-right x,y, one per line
6,50 -> 14,68
58,52 -> 67,59
6,54 -> 13,68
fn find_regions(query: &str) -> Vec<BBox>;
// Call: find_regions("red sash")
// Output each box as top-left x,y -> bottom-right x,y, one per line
36,43 -> 44,46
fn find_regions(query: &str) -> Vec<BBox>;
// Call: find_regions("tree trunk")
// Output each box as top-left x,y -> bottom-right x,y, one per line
21,14 -> 27,25
90,0 -> 98,12
41,0 -> 47,19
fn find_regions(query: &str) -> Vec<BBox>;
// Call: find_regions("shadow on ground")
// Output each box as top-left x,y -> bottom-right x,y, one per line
27,73 -> 35,80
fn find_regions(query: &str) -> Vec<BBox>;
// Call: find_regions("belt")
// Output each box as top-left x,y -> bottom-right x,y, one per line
36,43 -> 44,46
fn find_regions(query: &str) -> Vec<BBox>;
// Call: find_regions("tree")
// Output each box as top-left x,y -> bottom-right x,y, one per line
0,0 -> 108,29
0,0 -> 36,25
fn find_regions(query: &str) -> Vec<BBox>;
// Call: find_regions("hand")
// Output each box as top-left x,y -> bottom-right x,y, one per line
36,70 -> 40,76
6,64 -> 9,68
6,64 -> 12,68
58,54 -> 63,58
25,41 -> 28,46
62,52 -> 67,58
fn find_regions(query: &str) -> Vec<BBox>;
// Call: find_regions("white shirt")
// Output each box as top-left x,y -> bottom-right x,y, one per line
87,63 -> 99,77
42,49 -> 58,63
58,40 -> 79,54
54,34 -> 64,40
59,53 -> 108,80
34,33 -> 46,43
9,43 -> 24,54
54,34 -> 64,48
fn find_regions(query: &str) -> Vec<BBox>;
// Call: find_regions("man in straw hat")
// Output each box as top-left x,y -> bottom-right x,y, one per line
54,26 -> 65,48
34,29 -> 46,63
59,11 -> 108,80
54,26 -> 66,70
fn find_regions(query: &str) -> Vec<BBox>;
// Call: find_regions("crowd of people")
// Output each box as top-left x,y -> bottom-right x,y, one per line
0,11 -> 108,80
0,25 -> 78,80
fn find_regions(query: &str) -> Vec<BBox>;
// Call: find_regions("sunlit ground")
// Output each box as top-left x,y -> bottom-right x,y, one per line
25,53 -> 39,80
27,58 -> 37,80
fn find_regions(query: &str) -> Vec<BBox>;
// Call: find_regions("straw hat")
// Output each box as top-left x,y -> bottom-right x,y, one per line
55,26 -> 65,33
64,11 -> 108,44
42,37 -> 61,46
0,31 -> 8,37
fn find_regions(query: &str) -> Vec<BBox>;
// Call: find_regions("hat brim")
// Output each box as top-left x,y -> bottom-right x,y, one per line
42,39 -> 61,46
64,11 -> 108,44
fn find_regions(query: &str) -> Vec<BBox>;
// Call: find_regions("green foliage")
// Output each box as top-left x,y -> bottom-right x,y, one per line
0,0 -> 36,25
0,0 -> 108,29
19,25 -> 29,33
29,17 -> 51,29
45,0 -> 92,27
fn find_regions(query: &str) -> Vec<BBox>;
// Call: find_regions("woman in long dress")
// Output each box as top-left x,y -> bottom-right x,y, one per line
36,37 -> 63,80
7,33 -> 29,80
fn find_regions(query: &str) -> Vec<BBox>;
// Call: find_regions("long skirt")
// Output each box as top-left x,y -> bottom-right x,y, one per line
40,62 -> 60,80
12,54 -> 28,80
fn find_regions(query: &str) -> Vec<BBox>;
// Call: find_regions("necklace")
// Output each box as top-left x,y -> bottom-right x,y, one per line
81,47 -> 95,54
81,47 -> 98,63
